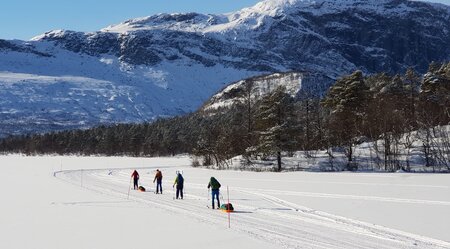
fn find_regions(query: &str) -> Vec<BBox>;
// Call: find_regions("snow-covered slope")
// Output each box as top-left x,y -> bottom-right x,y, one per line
0,40 -> 255,136
1,155 -> 450,249
202,71 -> 334,111
202,72 -> 301,110
1,0 -> 450,135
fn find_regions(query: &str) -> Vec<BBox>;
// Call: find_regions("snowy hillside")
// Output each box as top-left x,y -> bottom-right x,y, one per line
1,0 -> 450,135
0,41 -> 255,136
1,155 -> 449,249
202,72 -> 301,110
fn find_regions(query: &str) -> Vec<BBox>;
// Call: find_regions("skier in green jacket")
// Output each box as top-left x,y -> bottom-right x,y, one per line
207,177 -> 221,209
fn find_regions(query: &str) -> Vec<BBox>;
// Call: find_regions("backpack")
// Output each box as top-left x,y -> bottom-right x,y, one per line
210,177 -> 221,190
177,174 -> 184,185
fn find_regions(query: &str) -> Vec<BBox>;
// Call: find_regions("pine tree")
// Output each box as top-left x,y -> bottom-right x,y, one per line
403,68 -> 421,128
322,71 -> 369,169
420,62 -> 450,125
374,75 -> 411,171
253,86 -> 296,172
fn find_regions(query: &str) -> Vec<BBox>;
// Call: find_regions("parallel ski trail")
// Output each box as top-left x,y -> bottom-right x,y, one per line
54,168 -> 450,249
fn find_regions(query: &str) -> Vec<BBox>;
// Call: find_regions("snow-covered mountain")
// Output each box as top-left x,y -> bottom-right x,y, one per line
202,70 -> 336,111
202,72 -> 303,111
1,0 -> 450,136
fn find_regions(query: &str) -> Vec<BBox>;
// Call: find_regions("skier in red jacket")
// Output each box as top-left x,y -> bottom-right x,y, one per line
131,170 -> 139,190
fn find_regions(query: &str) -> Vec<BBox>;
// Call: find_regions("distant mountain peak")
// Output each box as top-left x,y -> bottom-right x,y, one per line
240,0 -> 446,17
244,0 -> 393,13
98,0 -> 437,35
31,29 -> 67,41
101,13 -> 220,34
240,0 -> 305,15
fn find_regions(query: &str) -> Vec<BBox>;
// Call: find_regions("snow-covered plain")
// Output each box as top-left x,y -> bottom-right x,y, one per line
1,155 -> 449,249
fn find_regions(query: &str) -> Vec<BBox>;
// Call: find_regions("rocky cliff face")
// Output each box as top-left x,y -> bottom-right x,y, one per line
202,72 -> 303,111
1,0 -> 449,136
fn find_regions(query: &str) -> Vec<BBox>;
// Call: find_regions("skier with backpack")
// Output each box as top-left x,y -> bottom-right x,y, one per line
173,172 -> 184,199
131,170 -> 139,190
207,177 -> 221,209
153,169 -> 163,194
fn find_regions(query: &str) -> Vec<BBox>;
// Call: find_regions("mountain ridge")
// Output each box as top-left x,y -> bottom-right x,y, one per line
1,0 -> 450,136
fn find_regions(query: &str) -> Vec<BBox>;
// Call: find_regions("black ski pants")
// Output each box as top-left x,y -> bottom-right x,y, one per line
176,185 -> 184,199
133,178 -> 139,190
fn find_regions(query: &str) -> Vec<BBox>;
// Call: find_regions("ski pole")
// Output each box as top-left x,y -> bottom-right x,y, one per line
127,177 -> 132,199
227,186 -> 231,228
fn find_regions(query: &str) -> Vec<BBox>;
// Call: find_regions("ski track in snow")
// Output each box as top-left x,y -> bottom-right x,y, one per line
234,188 -> 450,206
54,166 -> 450,249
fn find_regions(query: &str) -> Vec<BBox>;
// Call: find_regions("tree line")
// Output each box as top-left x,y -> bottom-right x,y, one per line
1,62 -> 449,171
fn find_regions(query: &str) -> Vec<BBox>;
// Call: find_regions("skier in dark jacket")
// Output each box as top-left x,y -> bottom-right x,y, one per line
207,177 -> 221,209
173,173 -> 184,199
153,169 -> 163,194
131,170 -> 139,190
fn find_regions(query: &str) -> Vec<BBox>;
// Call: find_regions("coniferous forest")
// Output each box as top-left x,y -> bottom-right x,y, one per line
1,62 -> 449,171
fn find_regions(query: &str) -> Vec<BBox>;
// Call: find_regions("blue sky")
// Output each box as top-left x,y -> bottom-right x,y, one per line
1,0 -> 449,40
